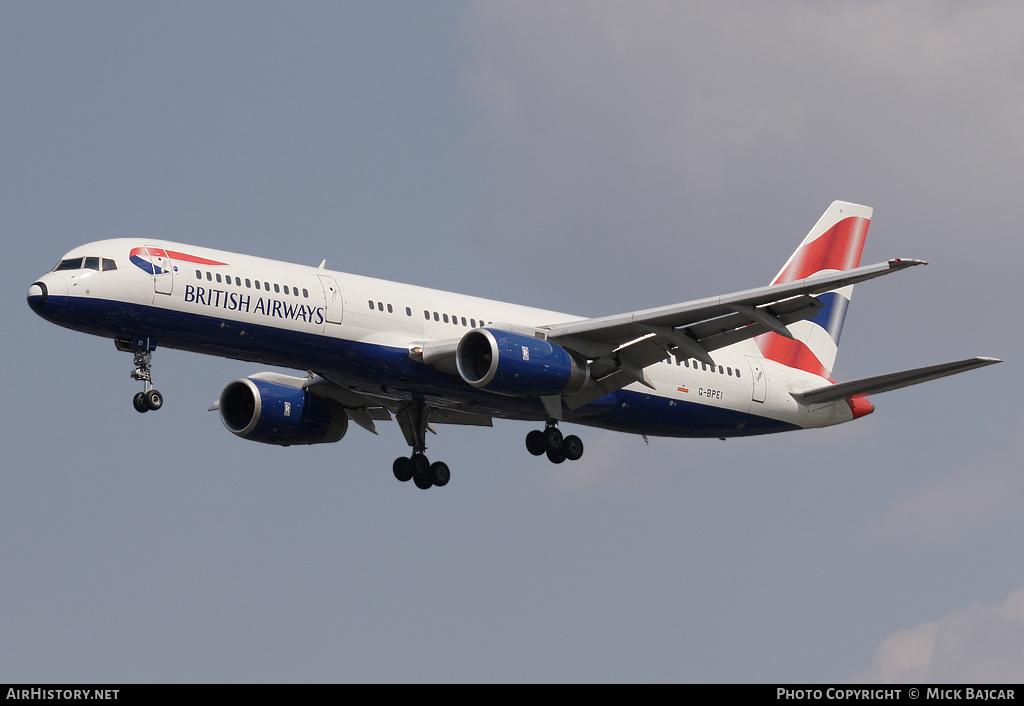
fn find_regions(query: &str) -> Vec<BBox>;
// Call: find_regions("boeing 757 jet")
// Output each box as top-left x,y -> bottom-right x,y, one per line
27,202 -> 999,489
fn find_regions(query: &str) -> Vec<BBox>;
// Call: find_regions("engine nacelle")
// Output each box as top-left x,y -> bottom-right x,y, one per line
456,328 -> 589,397
219,377 -> 348,446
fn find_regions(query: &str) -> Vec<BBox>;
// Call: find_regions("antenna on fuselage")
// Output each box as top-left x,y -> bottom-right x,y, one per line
318,260 -> 326,269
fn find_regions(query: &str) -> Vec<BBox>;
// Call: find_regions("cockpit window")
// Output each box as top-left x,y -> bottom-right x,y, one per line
53,256 -> 117,272
54,258 -> 83,271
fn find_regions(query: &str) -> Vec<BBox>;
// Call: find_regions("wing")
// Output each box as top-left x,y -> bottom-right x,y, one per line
304,373 -> 395,434
308,372 -> 493,435
409,258 -> 923,411
543,258 -> 923,408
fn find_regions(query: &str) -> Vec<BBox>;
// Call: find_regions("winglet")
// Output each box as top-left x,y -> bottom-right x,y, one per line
888,258 -> 927,270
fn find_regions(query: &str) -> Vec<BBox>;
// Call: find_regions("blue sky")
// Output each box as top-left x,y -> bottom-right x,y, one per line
2,1 -> 1021,682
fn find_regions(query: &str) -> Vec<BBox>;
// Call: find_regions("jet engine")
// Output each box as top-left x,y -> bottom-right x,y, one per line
456,328 -> 589,397
219,377 -> 348,446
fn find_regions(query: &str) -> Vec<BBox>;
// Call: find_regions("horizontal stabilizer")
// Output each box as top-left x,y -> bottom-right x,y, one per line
792,357 -> 1001,405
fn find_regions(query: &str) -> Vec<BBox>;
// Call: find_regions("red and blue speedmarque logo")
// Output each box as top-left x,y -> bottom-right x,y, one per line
129,247 -> 228,275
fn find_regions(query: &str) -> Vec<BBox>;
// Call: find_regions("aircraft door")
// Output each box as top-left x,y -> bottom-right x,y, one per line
745,355 -> 767,403
318,275 -> 343,324
146,245 -> 174,295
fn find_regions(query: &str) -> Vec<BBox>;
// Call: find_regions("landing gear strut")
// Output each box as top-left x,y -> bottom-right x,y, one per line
393,399 -> 451,489
526,421 -> 583,464
118,339 -> 164,413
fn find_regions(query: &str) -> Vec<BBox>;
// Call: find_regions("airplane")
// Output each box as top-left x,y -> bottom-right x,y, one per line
26,201 -> 999,489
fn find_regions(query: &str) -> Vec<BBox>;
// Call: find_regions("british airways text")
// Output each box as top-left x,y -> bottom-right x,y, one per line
184,285 -> 325,325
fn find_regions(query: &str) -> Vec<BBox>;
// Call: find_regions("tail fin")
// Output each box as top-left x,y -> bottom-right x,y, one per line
755,201 -> 872,380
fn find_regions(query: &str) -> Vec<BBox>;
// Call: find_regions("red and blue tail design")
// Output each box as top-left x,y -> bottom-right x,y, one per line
755,201 -> 872,380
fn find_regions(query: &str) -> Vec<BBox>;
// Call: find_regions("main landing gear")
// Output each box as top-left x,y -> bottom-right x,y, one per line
526,421 -> 584,464
392,454 -> 450,490
118,340 -> 164,413
393,399 -> 450,490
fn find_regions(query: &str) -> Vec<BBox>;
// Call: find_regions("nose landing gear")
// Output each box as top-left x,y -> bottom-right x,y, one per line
132,389 -> 163,413
117,338 -> 164,413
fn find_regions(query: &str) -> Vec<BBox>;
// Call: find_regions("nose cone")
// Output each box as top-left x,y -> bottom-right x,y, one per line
27,281 -> 47,310
27,275 -> 67,315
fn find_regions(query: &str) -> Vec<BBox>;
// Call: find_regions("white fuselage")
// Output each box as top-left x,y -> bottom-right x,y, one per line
29,238 -> 855,438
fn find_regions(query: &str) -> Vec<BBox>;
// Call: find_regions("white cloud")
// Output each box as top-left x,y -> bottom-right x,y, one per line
856,418 -> 1024,549
858,464 -> 1024,547
460,1 -> 1024,298
464,1 -> 1024,167
854,588 -> 1024,683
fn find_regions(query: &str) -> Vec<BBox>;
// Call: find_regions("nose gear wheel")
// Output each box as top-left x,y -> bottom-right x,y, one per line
124,346 -> 164,413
